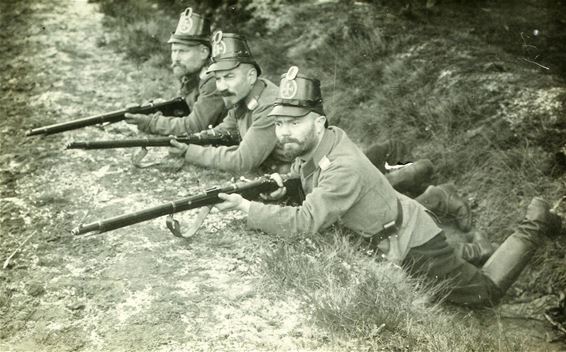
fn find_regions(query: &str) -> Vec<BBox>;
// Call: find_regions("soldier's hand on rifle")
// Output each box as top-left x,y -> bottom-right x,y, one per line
216,193 -> 250,214
169,137 -> 188,156
124,112 -> 160,128
260,173 -> 287,201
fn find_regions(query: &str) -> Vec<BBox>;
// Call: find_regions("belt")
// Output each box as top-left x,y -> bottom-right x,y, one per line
369,198 -> 403,248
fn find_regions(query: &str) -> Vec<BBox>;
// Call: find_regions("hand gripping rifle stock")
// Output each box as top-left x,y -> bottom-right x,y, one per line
65,130 -> 241,150
25,97 -> 190,136
71,174 -> 301,236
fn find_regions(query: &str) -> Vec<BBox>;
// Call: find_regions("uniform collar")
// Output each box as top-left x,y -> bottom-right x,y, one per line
233,79 -> 266,118
244,79 -> 266,111
301,128 -> 335,178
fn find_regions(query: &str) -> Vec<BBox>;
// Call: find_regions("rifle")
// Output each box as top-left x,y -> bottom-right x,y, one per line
25,97 -> 190,136
72,174 -> 301,236
65,130 -> 241,150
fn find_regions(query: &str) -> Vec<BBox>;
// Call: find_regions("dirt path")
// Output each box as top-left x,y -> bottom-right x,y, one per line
0,1 -> 344,351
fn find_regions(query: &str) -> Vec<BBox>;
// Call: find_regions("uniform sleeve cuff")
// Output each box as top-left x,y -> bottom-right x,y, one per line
183,144 -> 198,159
247,201 -> 265,230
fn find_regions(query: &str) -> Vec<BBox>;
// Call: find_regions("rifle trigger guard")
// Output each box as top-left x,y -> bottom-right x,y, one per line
166,215 -> 183,238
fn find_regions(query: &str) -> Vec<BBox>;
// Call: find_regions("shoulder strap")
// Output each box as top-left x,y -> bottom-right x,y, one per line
245,80 -> 267,111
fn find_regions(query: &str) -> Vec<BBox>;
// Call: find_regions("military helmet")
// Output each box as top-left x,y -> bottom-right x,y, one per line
268,66 -> 325,120
206,31 -> 262,75
168,8 -> 211,47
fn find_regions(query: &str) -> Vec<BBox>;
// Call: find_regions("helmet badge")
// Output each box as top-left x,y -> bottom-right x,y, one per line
280,66 -> 299,99
180,8 -> 193,33
212,31 -> 226,56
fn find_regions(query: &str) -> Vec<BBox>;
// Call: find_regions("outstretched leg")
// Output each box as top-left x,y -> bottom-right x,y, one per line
403,198 -> 562,307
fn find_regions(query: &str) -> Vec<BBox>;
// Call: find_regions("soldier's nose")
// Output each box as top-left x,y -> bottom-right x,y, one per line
216,80 -> 227,91
278,125 -> 291,136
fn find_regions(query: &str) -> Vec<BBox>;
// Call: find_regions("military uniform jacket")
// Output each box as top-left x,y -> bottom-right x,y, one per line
183,78 -> 292,174
138,73 -> 226,136
247,127 -> 442,263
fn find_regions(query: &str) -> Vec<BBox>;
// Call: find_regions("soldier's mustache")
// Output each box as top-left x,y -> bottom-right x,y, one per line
220,90 -> 235,97
280,138 -> 301,144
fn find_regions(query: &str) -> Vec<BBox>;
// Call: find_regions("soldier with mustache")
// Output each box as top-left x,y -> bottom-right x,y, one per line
124,8 -> 226,136
170,32 -> 292,174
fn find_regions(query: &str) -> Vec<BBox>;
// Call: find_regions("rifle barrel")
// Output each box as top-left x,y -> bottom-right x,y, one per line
26,97 -> 190,136
66,137 -> 174,149
26,110 -> 126,136
65,133 -> 240,150
72,176 -> 297,236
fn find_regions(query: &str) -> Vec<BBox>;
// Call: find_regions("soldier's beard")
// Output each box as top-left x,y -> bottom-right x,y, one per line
220,94 -> 237,109
171,63 -> 199,79
280,135 -> 318,159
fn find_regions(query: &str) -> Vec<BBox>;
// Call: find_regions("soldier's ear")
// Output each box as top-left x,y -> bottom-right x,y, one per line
199,44 -> 210,60
246,66 -> 258,84
200,44 -> 211,59
314,114 -> 326,132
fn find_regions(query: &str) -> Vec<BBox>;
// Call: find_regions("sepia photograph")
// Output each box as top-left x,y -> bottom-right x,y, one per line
1,0 -> 565,350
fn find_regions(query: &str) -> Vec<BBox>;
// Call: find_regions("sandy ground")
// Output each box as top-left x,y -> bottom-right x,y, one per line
0,1 -> 565,351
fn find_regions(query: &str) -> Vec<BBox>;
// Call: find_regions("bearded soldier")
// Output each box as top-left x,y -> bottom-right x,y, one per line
170,32 -> 292,174
124,8 -> 226,136
215,67 -> 563,306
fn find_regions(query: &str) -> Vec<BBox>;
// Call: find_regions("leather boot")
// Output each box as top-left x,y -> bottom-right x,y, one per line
482,197 -> 563,293
457,231 -> 495,266
415,182 -> 472,232
385,159 -> 434,196
524,197 -> 563,239
364,139 -> 410,173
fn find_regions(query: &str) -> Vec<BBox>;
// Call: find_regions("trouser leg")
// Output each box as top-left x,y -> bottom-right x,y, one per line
403,232 -> 502,307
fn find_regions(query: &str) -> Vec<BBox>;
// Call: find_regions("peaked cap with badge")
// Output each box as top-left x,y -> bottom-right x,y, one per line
207,31 -> 262,75
268,66 -> 326,125
168,7 -> 211,47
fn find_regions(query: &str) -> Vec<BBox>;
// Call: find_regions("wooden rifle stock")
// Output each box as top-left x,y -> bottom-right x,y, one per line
65,131 -> 240,150
72,175 -> 301,236
25,97 -> 190,136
